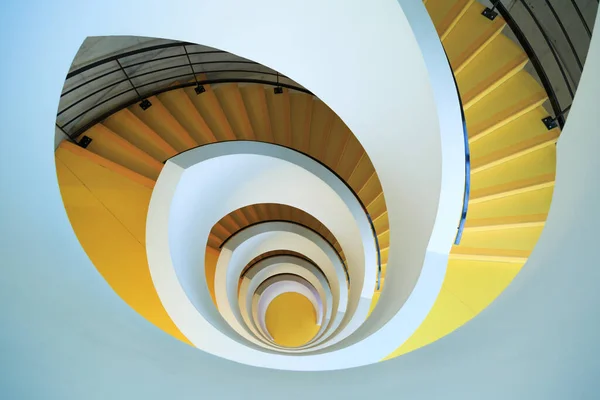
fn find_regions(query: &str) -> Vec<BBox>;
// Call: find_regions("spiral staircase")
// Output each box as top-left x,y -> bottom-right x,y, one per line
2,0 -> 600,397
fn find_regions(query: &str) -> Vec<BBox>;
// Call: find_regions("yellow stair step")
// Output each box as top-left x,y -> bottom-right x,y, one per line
470,173 -> 555,204
336,135 -> 365,181
456,34 -> 528,110
466,70 -> 547,143
443,1 -> 506,74
207,233 -> 223,249
439,0 -> 476,41
77,124 -> 163,180
471,129 -> 559,174
158,87 -> 217,145
377,230 -> 390,250
240,84 -> 273,143
380,247 -> 389,264
471,145 -> 556,190
57,141 -> 156,189
358,172 -> 383,206
266,87 -> 292,147
467,185 -> 555,220
449,246 -> 530,263
289,92 -> 313,153
211,223 -> 230,241
129,95 -> 197,152
463,214 -> 547,232
470,106 -> 560,160
184,83 -> 236,141
366,192 -> 387,221
214,84 -> 255,141
425,0 -> 471,37
372,211 -> 389,234
308,99 -> 334,160
103,109 -> 177,162
348,154 -> 376,196
459,225 -> 544,252
322,117 -> 350,169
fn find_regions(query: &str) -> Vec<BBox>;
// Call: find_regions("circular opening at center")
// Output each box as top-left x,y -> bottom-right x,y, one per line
265,292 -> 319,347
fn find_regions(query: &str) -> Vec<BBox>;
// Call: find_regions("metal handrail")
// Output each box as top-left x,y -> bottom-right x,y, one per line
486,0 -> 597,130
57,41 -> 310,138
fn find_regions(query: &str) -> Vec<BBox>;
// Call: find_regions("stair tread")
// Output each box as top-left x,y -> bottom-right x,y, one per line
464,214 -> 546,230
467,186 -> 555,220
57,141 -> 156,189
472,145 -> 556,191
240,84 -> 272,142
289,92 -> 312,153
471,173 -> 555,204
439,0 -> 475,40
459,225 -> 544,252
426,0 -> 468,34
465,70 -> 547,142
266,87 -> 292,147
471,129 -> 559,174
103,108 -> 177,162
443,1 -> 506,72
184,83 -> 236,141
129,95 -> 197,152
158,87 -> 217,145
215,84 -> 255,141
450,246 -> 530,263
79,123 -> 163,180
457,34 -> 528,109
470,106 -> 560,160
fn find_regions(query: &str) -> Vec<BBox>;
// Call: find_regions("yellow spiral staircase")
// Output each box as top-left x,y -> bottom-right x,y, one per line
54,0 -> 560,360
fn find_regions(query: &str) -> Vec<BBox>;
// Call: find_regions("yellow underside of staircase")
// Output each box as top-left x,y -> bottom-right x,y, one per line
383,0 -> 558,360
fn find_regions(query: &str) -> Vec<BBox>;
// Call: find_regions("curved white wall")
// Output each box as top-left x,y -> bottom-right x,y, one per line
8,0 -> 593,398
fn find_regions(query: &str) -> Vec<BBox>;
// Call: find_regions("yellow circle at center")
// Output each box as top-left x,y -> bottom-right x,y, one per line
265,292 -> 320,347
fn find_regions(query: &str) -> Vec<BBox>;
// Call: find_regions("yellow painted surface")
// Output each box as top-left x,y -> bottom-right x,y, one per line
308,99 -> 333,160
81,123 -> 163,180
55,149 -> 190,345
471,130 -> 559,174
289,92 -> 313,153
470,106 -> 560,159
103,108 -> 177,162
438,0 -> 474,40
265,292 -> 319,347
384,260 -> 521,359
130,95 -> 197,152
266,87 -> 292,147
459,225 -> 545,252
465,71 -> 547,138
442,1 -> 505,72
158,88 -> 217,145
184,83 -> 236,141
470,174 -> 555,204
468,186 -> 555,220
58,141 -> 155,189
457,34 -> 527,109
384,0 -> 558,360
214,84 -> 255,141
443,260 -> 522,314
383,287 -> 474,359
471,146 -> 556,190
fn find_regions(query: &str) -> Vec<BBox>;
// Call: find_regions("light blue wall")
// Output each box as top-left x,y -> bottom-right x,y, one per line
0,0 -> 599,398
